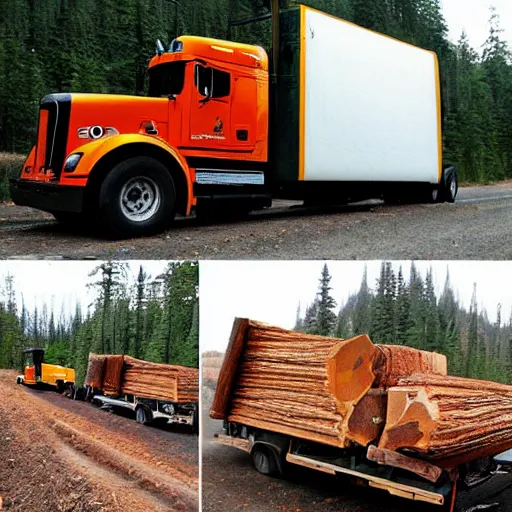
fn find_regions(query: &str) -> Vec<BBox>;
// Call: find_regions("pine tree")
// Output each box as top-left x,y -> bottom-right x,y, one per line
353,266 -> 372,335
315,264 -> 337,336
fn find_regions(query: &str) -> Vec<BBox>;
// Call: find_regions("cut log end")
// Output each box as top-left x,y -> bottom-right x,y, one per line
326,334 -> 378,404
378,388 -> 439,453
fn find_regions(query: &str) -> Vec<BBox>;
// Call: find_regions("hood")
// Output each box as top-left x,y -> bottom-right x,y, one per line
67,93 -> 170,150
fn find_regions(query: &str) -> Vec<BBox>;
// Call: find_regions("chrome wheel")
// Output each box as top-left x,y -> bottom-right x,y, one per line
120,177 -> 161,222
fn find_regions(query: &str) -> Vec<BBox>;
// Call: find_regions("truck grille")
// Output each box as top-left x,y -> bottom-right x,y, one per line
35,93 -> 71,181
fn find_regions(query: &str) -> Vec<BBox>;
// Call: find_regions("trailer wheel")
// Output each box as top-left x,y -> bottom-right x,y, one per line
251,445 -> 279,476
98,156 -> 176,238
444,171 -> 458,203
135,406 -> 152,426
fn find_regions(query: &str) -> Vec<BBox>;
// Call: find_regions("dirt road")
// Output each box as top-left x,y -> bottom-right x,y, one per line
0,370 -> 198,511
2,182 -> 512,260
201,389 -> 512,512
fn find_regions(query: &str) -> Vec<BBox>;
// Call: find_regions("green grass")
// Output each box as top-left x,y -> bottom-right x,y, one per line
0,153 -> 26,201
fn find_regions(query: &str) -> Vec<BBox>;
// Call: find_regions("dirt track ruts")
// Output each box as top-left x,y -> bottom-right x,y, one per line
0,370 -> 198,511
2,182 -> 512,260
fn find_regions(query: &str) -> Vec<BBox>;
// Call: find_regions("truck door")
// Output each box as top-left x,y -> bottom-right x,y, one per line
188,63 -> 232,150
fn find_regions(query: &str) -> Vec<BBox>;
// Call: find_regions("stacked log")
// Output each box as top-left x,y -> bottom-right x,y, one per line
102,355 -> 125,395
210,319 -> 446,448
373,345 -> 447,387
378,374 -> 512,466
210,318 -> 512,468
84,353 -> 198,403
84,353 -> 106,389
122,356 -> 198,402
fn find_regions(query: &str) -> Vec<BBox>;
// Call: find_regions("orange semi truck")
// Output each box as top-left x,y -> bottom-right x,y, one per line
10,5 -> 458,238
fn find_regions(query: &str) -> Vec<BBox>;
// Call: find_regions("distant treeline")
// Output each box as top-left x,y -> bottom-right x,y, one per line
0,261 -> 199,385
1,0 -> 512,184
297,262 -> 512,384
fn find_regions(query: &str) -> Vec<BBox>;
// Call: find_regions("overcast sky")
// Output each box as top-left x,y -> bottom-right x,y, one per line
0,261 -> 172,322
199,260 -> 512,353
441,0 -> 512,50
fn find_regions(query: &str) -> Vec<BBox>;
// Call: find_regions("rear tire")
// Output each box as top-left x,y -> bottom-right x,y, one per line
444,171 -> 458,203
136,406 -> 152,426
55,380 -> 64,393
251,445 -> 279,476
98,156 -> 176,238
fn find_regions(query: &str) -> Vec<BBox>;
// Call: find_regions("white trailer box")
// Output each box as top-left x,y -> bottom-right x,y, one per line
273,5 -> 454,202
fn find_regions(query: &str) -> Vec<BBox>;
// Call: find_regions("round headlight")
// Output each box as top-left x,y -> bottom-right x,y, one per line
89,125 -> 104,139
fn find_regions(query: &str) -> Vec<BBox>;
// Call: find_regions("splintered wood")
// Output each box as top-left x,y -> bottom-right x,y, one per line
85,353 -> 198,403
378,374 -> 512,466
210,318 -> 512,468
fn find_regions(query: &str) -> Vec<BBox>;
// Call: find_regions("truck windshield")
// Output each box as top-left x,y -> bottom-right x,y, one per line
148,61 -> 186,98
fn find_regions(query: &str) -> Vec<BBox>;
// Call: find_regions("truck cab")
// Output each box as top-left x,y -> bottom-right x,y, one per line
10,35 -> 269,238
148,36 -> 268,161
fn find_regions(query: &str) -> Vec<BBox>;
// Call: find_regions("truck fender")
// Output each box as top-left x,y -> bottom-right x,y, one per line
64,134 -> 193,216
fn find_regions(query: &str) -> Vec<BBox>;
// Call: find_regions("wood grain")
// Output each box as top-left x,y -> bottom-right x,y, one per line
85,353 -> 198,403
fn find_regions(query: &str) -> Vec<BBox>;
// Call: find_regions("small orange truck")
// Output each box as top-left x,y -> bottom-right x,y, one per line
10,5 -> 457,238
16,347 -> 75,392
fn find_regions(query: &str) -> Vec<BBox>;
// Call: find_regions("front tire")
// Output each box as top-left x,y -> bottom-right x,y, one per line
98,156 -> 176,238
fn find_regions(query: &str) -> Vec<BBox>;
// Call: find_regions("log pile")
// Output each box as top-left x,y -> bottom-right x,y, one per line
85,353 -> 198,403
210,318 -> 512,469
378,374 -> 512,467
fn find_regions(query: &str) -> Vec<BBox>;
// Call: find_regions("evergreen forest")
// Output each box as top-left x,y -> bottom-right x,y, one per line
1,0 -> 512,184
0,260 -> 199,385
295,262 -> 512,384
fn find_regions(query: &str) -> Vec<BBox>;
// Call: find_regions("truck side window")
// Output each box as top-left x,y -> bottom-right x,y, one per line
195,64 -> 230,99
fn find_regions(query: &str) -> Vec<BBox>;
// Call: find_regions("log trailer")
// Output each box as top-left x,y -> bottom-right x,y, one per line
10,4 -> 457,238
209,319 -> 512,511
15,347 -> 75,392
82,353 -> 199,434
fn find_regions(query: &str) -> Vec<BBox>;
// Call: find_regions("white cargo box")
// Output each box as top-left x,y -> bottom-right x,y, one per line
296,6 -> 441,184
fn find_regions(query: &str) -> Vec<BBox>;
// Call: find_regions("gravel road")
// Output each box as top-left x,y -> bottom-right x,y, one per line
201,391 -> 512,512
0,370 -> 198,511
2,182 -> 512,260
